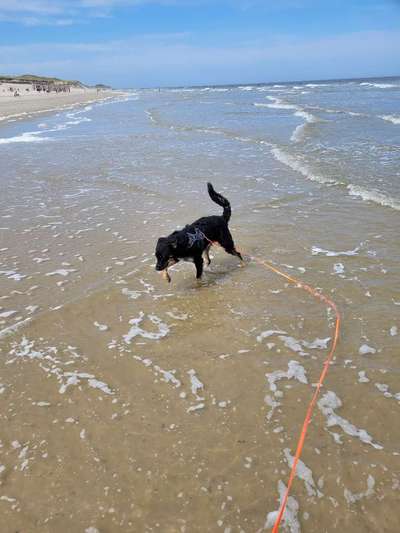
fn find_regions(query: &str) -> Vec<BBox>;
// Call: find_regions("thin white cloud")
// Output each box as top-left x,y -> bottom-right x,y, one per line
0,1 -> 66,14
0,0 -> 340,22
1,29 -> 399,86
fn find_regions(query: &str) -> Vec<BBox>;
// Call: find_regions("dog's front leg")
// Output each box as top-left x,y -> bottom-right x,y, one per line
203,244 -> 211,266
194,256 -> 204,279
162,268 -> 171,283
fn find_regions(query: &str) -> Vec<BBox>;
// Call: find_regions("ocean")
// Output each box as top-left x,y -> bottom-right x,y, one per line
1,77 -> 399,532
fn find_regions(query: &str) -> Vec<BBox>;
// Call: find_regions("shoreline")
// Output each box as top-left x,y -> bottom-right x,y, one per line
0,87 -> 126,124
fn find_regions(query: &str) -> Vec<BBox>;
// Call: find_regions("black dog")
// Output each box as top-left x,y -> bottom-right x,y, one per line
155,183 -> 243,282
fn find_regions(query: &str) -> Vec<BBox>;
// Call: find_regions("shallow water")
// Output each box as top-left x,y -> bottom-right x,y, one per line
1,79 -> 400,532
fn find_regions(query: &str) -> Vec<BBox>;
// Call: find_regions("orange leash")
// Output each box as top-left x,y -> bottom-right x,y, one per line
206,237 -> 341,531
250,255 -> 341,532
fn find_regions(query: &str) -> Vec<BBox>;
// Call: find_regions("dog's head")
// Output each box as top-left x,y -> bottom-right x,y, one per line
155,236 -> 178,271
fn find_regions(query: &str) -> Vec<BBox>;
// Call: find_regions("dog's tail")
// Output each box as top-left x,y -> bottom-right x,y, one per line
207,182 -> 231,223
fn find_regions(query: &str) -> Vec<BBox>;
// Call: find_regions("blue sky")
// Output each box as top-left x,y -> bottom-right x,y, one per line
0,0 -> 399,87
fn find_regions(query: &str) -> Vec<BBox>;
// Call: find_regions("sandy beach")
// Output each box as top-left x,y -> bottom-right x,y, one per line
0,82 -> 120,122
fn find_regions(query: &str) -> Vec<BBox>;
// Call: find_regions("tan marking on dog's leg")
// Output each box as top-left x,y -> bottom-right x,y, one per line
162,269 -> 171,283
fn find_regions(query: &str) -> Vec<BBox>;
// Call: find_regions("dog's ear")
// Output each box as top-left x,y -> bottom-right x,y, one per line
170,236 -> 178,249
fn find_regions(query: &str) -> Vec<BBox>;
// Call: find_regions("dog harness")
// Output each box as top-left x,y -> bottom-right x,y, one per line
187,227 -> 208,247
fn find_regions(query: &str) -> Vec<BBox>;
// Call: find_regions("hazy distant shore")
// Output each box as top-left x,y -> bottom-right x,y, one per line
0,83 -> 122,123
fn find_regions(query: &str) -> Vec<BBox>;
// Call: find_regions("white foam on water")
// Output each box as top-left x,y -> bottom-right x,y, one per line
390,326 -> 398,336
187,403 -> 205,413
87,378 -> 113,395
0,270 -> 26,281
264,394 -> 281,421
0,310 -> 17,318
123,312 -> 169,343
248,123 -> 389,204
375,383 -> 400,401
311,245 -> 360,256
358,371 -> 370,383
290,110 -> 319,143
302,337 -> 331,350
187,369 -> 204,400
93,321 -> 109,331
283,448 -> 323,498
65,117 -> 92,126
134,355 -> 181,388
271,147 -> 339,186
8,337 -> 114,396
263,96 -> 298,111
8,336 -> 43,360
344,475 -> 375,504
266,360 -> 308,394
0,318 -> 32,340
380,114 -> 400,125
360,82 -> 398,89
0,131 -> 51,144
278,336 -> 308,356
264,480 -> 301,532
305,83 -> 330,88
318,391 -> 383,449
166,310 -> 189,320
257,329 -> 287,342
359,344 -> 376,355
59,372 -> 113,395
45,269 -> 77,277
258,330 -> 329,354
333,263 -> 345,274
347,184 -> 400,211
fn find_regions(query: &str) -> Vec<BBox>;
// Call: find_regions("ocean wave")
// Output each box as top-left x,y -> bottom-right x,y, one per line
380,114 -> 400,125
272,147 -> 400,211
305,83 -> 331,88
258,97 -> 319,142
266,102 -> 298,110
360,82 -> 398,89
294,110 -> 318,122
290,110 -> 319,142
207,88 -> 229,92
347,185 -> 400,210
0,131 -> 51,144
0,111 -> 29,122
64,117 -> 92,126
271,147 -> 339,185
307,105 -> 365,118
264,96 -> 298,110
170,88 -> 197,92
0,104 -> 96,145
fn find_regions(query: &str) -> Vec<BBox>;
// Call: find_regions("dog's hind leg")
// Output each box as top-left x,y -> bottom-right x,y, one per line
219,231 -> 243,261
